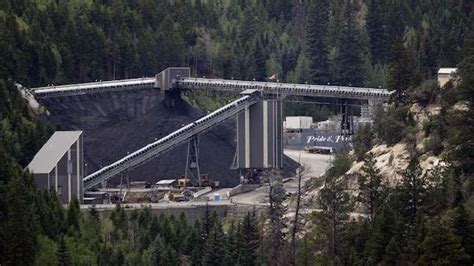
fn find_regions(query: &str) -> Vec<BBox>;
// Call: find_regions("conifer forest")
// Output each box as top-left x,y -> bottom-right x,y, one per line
0,0 -> 473,265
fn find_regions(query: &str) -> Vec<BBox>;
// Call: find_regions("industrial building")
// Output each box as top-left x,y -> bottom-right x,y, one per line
27,131 -> 84,203
438,68 -> 457,87
284,116 -> 314,131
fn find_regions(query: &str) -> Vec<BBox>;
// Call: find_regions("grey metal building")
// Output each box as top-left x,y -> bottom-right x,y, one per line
27,131 -> 84,203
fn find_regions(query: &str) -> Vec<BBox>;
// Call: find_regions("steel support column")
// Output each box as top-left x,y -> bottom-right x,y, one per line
185,135 -> 201,187
340,100 -> 354,136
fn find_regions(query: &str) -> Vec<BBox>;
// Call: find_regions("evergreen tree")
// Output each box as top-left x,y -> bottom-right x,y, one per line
162,244 -> 178,266
173,212 -> 188,254
452,205 -> 474,263
397,161 -> 428,223
249,37 -> 267,81
35,234 -> 59,265
110,203 -> 128,240
316,174 -> 353,261
446,32 -> 474,180
357,152 -> 385,220
366,0 -> 389,64
238,211 -> 260,266
306,0 -> 331,84
186,220 -> 203,266
223,221 -> 239,266
387,38 -> 412,105
202,221 -> 225,266
66,196 -> 81,234
382,234 -> 403,264
4,173 -> 37,265
363,206 -> 399,264
334,0 -> 365,87
296,234 -> 315,266
57,237 -> 72,266
83,206 -> 101,251
150,235 -> 166,266
418,219 -> 470,265
201,205 -> 217,241
353,124 -> 375,161
267,170 -> 287,265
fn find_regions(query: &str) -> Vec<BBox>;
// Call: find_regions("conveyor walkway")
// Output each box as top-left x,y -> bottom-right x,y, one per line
83,92 -> 260,189
32,77 -> 156,98
176,77 -> 390,100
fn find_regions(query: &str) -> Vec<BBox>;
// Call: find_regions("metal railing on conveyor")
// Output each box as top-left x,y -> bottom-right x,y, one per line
83,92 -> 260,190
31,77 -> 156,98
177,77 -> 391,100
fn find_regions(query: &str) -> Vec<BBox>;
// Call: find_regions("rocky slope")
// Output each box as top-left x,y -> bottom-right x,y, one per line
345,103 -> 445,188
302,103 -> 447,208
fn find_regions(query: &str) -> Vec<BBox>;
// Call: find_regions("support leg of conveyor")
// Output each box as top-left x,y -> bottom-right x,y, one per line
185,135 -> 201,187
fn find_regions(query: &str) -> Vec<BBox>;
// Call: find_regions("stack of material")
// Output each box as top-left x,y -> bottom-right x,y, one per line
41,89 -> 298,187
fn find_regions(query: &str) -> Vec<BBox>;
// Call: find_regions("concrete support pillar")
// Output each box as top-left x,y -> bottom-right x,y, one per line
361,99 -> 382,123
235,99 -> 283,170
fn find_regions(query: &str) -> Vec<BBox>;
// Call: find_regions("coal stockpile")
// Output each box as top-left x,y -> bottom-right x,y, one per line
40,89 -> 298,187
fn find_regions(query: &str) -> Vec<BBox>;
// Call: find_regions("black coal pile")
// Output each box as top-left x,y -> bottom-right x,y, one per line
40,89 -> 298,187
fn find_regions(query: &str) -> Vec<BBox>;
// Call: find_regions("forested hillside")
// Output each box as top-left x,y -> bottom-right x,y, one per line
0,0 -> 473,265
1,0 -> 471,87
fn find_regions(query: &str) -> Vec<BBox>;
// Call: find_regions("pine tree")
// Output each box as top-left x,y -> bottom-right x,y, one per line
452,205 -> 474,263
316,174 -> 353,261
387,38 -> 412,105
397,160 -> 428,223
82,206 -> 102,251
363,206 -> 398,264
334,0 -> 365,87
382,235 -> 402,264
238,211 -> 260,266
57,237 -> 72,266
202,221 -> 225,266
296,234 -> 315,266
306,0 -> 331,84
185,220 -> 203,266
446,32 -> 474,180
353,124 -> 375,161
35,234 -> 59,265
366,0 -> 389,64
173,212 -> 188,253
150,235 -> 166,266
251,37 -> 267,81
357,152 -> 385,220
147,215 -> 160,244
201,205 -> 217,241
162,244 -> 178,266
223,221 -> 239,266
4,173 -> 37,265
267,170 -> 287,265
66,196 -> 81,234
418,219 -> 470,265
110,203 -> 128,241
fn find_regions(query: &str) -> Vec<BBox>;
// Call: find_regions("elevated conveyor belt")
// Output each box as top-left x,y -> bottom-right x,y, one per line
177,78 -> 391,100
83,92 -> 260,190
31,77 -> 156,98
29,68 -> 390,101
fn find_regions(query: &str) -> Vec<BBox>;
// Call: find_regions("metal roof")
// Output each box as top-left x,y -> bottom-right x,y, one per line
156,179 -> 177,185
27,131 -> 82,174
438,68 -> 457,74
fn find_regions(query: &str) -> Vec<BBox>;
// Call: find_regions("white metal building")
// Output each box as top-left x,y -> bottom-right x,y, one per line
438,68 -> 457,87
27,131 -> 84,203
285,116 -> 314,129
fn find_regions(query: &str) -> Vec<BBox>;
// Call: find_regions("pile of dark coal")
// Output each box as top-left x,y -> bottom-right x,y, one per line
40,89 -> 298,187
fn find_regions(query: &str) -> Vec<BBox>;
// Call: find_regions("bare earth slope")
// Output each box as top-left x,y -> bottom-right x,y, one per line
40,89 -> 298,187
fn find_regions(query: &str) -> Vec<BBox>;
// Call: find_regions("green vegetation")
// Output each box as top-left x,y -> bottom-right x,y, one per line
0,0 -> 473,265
